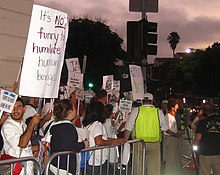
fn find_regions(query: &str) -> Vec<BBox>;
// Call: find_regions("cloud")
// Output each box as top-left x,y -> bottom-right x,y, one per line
34,0 -> 220,61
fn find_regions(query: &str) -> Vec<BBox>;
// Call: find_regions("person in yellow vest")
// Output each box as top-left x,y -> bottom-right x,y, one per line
124,93 -> 169,175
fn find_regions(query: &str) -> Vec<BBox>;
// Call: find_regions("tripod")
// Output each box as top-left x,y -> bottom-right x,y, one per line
181,119 -> 199,175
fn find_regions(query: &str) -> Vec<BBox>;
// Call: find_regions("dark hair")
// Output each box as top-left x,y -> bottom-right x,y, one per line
17,96 -> 25,107
82,101 -> 105,126
96,89 -> 107,99
167,99 -> 177,111
103,104 -> 113,119
53,99 -> 73,121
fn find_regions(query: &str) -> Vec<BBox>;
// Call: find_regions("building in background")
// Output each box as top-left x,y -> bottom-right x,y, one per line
0,0 -> 33,90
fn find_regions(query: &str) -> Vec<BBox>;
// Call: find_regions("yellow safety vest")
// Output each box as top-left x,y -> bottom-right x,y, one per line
133,106 -> 162,142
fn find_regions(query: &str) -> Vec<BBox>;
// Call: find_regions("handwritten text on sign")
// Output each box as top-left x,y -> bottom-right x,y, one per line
19,4 -> 68,98
129,65 -> 144,100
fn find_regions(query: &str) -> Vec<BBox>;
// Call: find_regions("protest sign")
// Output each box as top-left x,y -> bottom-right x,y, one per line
0,90 -> 18,113
119,99 -> 132,113
67,72 -> 84,90
85,89 -> 95,104
66,58 -> 81,73
103,75 -> 114,93
19,4 -> 68,98
129,65 -> 144,100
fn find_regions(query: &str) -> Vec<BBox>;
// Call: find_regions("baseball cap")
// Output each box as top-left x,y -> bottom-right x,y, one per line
143,93 -> 153,100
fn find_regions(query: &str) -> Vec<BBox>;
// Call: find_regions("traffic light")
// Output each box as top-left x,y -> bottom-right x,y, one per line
146,21 -> 158,55
88,82 -> 94,88
140,20 -> 158,55
127,20 -> 158,62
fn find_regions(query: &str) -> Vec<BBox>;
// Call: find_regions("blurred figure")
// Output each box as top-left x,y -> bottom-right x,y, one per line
96,89 -> 108,105
193,102 -> 220,175
161,100 -> 168,116
69,89 -> 82,127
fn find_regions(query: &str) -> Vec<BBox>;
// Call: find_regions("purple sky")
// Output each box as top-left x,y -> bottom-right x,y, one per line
35,0 -> 220,63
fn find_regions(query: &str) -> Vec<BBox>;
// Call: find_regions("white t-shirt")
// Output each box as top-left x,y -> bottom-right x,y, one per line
87,121 -> 108,166
166,113 -> 178,134
1,117 -> 34,175
125,104 -> 169,132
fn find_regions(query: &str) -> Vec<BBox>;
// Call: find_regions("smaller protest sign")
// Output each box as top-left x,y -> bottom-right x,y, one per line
0,90 -> 18,113
67,72 -> 84,90
119,99 -> 132,113
103,75 -> 114,93
66,58 -> 81,73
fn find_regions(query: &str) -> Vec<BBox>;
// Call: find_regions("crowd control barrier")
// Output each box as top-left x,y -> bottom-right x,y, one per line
44,139 -> 146,175
0,156 -> 41,175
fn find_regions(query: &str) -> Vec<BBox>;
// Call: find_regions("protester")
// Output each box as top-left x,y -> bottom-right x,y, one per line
124,93 -> 169,175
95,89 -> 108,105
82,101 -> 125,175
49,99 -> 89,175
1,97 -> 40,175
161,99 -> 168,116
163,99 -> 183,175
103,104 -> 119,163
193,102 -> 220,175
69,89 -> 82,127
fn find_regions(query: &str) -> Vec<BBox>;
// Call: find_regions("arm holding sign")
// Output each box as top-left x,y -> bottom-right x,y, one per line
19,113 -> 40,148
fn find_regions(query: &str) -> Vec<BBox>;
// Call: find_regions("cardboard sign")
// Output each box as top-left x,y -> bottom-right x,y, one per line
103,75 -> 114,93
66,58 -> 81,73
129,65 -> 144,100
0,90 -> 18,113
19,4 -> 68,98
67,72 -> 84,90
119,99 -> 132,113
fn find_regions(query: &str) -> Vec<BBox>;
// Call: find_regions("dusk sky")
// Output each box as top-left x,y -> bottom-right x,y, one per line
35,0 -> 220,63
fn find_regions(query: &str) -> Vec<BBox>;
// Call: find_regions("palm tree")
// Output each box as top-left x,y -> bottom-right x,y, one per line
167,32 -> 181,58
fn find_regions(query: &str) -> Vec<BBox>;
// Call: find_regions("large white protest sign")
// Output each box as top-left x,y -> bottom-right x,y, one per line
66,58 -> 81,73
19,4 -> 69,98
0,90 -> 18,113
103,75 -> 114,93
67,72 -> 84,89
129,65 -> 144,100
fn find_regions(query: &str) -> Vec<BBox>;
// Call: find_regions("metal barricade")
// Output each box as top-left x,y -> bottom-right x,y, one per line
44,139 -> 146,175
0,156 -> 41,175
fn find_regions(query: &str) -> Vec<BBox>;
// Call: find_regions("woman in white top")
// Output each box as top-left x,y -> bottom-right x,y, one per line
82,101 -> 125,175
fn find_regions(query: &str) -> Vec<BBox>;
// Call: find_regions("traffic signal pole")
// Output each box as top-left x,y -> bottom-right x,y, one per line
141,0 -> 148,92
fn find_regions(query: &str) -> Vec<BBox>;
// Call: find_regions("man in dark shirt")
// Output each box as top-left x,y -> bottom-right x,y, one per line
193,102 -> 220,175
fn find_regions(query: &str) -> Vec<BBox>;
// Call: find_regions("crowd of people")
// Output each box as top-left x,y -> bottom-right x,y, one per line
0,85 -> 220,175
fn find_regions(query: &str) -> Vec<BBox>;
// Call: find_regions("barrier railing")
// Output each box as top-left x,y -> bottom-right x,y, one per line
0,139 -> 146,175
0,156 -> 41,175
44,139 -> 146,175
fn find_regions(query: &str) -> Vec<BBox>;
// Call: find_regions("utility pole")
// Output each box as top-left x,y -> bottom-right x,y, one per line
141,0 -> 147,92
